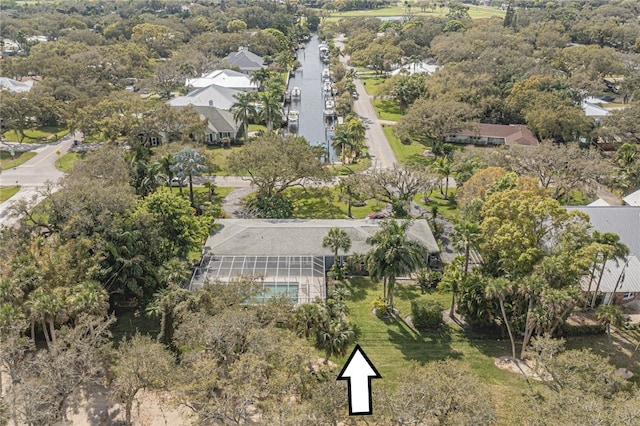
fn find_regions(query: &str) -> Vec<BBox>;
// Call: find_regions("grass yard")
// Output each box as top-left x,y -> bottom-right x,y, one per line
415,188 -> 459,222
1,150 -> 37,170
286,187 -> 385,219
382,125 -> 429,165
247,124 -> 267,133
372,99 -> 402,122
0,185 -> 20,202
2,126 -> 69,143
327,155 -> 371,176
335,278 -> 533,424
203,144 -> 245,176
55,152 -> 85,172
360,77 -> 387,96
329,5 -> 505,19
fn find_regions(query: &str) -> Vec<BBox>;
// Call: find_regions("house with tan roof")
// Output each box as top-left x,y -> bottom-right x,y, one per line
446,123 -> 538,147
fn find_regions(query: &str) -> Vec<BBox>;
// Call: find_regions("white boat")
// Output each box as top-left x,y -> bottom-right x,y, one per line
322,69 -> 331,81
323,82 -> 333,96
325,98 -> 335,109
319,44 -> 329,61
323,108 -> 335,118
291,87 -> 301,99
287,110 -> 300,124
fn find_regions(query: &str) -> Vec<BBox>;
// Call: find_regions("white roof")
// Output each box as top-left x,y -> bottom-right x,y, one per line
0,77 -> 33,93
583,96 -> 608,105
582,101 -> 610,117
185,69 -> 256,90
390,61 -> 439,76
588,198 -> 612,206
169,84 -> 241,110
581,255 -> 640,294
623,189 -> 640,206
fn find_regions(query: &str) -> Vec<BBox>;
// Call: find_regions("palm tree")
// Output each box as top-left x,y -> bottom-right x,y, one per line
590,232 -> 629,308
231,91 -> 257,145
315,318 -> 354,364
517,276 -> 544,359
68,281 -> 109,324
322,227 -> 352,268
346,118 -> 366,160
331,125 -> 350,163
156,153 -> 176,192
26,287 -> 65,347
485,278 -> 516,359
452,221 -> 482,273
258,91 -> 282,132
596,304 -> 625,355
366,219 -> 427,308
439,256 -> 464,319
172,147 -> 209,208
432,157 -> 452,198
250,67 -> 271,91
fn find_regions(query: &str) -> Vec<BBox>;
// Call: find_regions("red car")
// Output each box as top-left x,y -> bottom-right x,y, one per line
368,212 -> 386,219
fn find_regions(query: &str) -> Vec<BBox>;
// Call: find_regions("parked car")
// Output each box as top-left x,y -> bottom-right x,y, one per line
368,212 -> 386,219
352,91 -> 359,100
170,177 -> 186,187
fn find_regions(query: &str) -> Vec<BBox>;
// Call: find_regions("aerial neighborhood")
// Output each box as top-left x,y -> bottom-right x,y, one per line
1,0 -> 640,424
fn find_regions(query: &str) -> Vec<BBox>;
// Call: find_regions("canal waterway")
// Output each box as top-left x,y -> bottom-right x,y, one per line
285,35 -> 339,163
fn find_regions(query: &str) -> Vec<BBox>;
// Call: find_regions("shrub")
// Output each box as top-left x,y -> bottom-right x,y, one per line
372,296 -> 392,317
411,299 -> 443,330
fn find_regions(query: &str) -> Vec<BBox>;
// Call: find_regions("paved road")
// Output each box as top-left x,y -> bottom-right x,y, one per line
333,35 -> 398,169
0,135 -> 76,227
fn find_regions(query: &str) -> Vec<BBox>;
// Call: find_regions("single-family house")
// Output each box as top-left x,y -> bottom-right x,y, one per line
565,206 -> 640,305
185,69 -> 257,91
581,100 -> 610,123
446,123 -> 538,147
0,77 -> 33,93
174,105 -> 240,145
189,219 -> 441,304
169,84 -> 240,110
222,47 -> 264,74
390,60 -> 439,76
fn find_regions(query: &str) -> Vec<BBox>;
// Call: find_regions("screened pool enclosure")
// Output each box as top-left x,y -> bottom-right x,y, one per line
189,255 -> 327,304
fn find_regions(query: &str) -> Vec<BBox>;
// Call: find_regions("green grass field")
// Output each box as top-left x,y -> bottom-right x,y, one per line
415,188 -> 459,222
0,185 -> 20,202
286,186 -> 385,219
372,99 -> 402,122
55,152 -> 85,172
203,144 -> 245,176
2,126 -> 69,143
333,278 -> 533,423
1,150 -> 37,170
360,77 -> 387,96
329,4 -> 505,19
382,125 -> 428,165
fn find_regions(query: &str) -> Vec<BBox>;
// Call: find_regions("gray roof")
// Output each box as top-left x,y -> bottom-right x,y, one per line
176,105 -> 239,134
567,206 -> 640,294
168,84 -> 240,110
204,219 -> 440,257
624,189 -> 640,207
565,206 -> 640,256
223,48 -> 264,72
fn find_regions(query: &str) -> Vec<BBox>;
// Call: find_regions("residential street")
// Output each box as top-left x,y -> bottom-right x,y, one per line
0,136 -> 73,227
333,34 -> 398,169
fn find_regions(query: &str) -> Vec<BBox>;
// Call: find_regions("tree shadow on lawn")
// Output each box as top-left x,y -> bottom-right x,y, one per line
344,277 -> 377,302
386,316 -> 462,363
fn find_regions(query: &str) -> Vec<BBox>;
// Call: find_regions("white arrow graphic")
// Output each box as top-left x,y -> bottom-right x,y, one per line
337,344 -> 382,415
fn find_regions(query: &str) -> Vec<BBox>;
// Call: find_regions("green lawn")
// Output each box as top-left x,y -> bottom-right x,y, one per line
327,156 -> 371,176
55,152 -> 85,172
382,125 -> 429,165
372,99 -> 402,122
415,188 -> 459,222
1,150 -> 37,170
360,77 -> 387,96
286,187 -> 384,219
335,278 -> 533,423
204,144 -> 245,176
247,124 -> 267,133
2,126 -> 69,143
329,5 -> 505,19
0,185 -> 20,202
